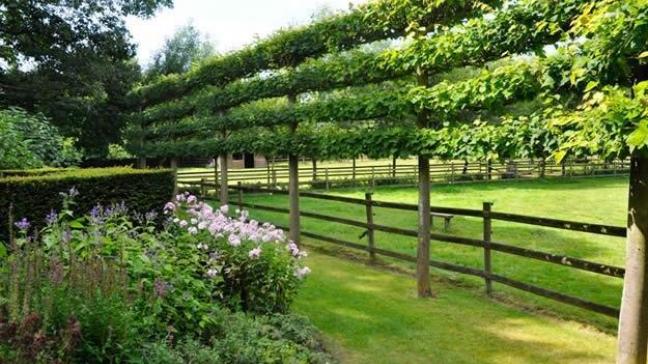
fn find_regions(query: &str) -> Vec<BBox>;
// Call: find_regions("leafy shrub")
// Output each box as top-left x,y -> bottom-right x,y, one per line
0,167 -> 174,242
0,108 -> 81,169
165,194 -> 309,314
142,314 -> 333,364
0,190 -> 325,363
0,240 -> 141,363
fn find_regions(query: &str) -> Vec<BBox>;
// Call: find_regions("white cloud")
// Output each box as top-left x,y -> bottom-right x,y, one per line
126,0 -> 366,67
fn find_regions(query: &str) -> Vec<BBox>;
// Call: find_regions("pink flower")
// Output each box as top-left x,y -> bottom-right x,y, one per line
228,234 -> 241,247
187,195 -> 197,205
295,266 -> 311,279
248,247 -> 262,259
163,202 -> 176,214
219,205 -> 229,215
179,220 -> 188,228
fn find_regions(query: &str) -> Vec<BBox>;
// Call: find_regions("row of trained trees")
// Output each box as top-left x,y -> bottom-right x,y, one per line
128,1 -> 648,362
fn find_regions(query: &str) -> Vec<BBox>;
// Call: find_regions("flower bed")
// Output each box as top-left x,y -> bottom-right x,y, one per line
0,190 -> 330,363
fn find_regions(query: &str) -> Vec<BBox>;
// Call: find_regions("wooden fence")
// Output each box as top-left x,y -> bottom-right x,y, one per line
186,181 -> 626,318
177,159 -> 630,189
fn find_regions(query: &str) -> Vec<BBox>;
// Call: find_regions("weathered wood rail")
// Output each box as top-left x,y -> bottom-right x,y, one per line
186,182 -> 626,318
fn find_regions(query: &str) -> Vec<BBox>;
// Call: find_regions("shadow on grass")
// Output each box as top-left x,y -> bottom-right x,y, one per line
296,252 -> 615,364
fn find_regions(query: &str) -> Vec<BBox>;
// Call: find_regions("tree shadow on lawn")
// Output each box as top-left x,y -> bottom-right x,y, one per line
295,253 -> 615,364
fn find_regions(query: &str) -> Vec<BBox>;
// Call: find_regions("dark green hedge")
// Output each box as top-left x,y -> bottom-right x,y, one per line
0,168 -> 174,241
0,168 -> 70,178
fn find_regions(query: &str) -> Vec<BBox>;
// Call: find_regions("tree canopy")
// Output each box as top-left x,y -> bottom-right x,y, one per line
0,0 -> 173,157
145,23 -> 215,81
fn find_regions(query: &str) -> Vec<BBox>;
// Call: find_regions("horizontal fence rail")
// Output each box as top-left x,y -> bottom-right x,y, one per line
217,184 -> 626,318
177,159 -> 630,190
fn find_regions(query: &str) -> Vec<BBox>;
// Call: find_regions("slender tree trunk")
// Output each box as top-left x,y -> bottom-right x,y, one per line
416,66 -> 432,298
137,157 -> 147,169
170,158 -> 178,196
392,155 -> 397,178
219,154 -> 228,205
288,95 -> 300,245
618,154 -> 648,364
462,160 -> 468,175
312,158 -> 317,181
417,155 -> 432,297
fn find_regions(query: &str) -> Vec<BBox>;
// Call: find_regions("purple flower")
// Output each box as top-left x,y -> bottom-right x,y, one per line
89,205 -> 104,224
179,220 -> 188,228
187,195 -> 197,205
45,210 -> 58,225
163,202 -> 176,214
248,247 -> 262,259
14,218 -> 30,231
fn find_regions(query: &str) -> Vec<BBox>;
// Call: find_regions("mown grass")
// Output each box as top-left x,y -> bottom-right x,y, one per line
238,176 -> 629,331
294,252 -> 616,364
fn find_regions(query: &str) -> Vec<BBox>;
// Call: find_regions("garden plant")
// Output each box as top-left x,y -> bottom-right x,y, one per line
0,189 -> 329,363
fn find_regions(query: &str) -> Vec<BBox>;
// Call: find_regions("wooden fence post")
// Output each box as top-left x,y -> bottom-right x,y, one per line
352,158 -> 357,185
272,168 -> 277,188
214,156 -> 219,196
450,162 -> 455,184
312,158 -> 318,181
200,178 -> 206,198
371,166 -> 376,188
487,160 -> 493,181
266,160 -> 271,187
483,202 -> 493,296
237,182 -> 243,212
325,168 -> 330,190
365,192 -> 376,261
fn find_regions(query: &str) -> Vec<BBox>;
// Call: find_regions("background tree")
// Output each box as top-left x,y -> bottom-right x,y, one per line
145,23 -> 215,81
0,0 -> 172,158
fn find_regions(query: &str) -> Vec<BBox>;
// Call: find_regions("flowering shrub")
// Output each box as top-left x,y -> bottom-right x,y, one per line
164,192 -> 310,314
0,189 -> 323,363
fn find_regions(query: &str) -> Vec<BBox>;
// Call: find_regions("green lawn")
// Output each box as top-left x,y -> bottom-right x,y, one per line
238,176 -> 629,330
294,252 -> 616,364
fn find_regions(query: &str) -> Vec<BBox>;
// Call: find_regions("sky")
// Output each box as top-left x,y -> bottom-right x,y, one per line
126,0 -> 366,67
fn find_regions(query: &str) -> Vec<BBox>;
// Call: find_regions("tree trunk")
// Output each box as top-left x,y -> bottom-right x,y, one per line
170,158 -> 178,196
417,155 -> 432,297
618,154 -> 648,364
392,155 -> 397,178
312,158 -> 317,181
137,157 -> 147,169
219,154 -> 228,205
288,95 -> 300,245
415,65 -> 433,298
213,156 -> 219,195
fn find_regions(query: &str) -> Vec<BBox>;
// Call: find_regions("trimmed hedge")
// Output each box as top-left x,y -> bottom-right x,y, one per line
0,168 -> 174,241
0,168 -> 70,178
